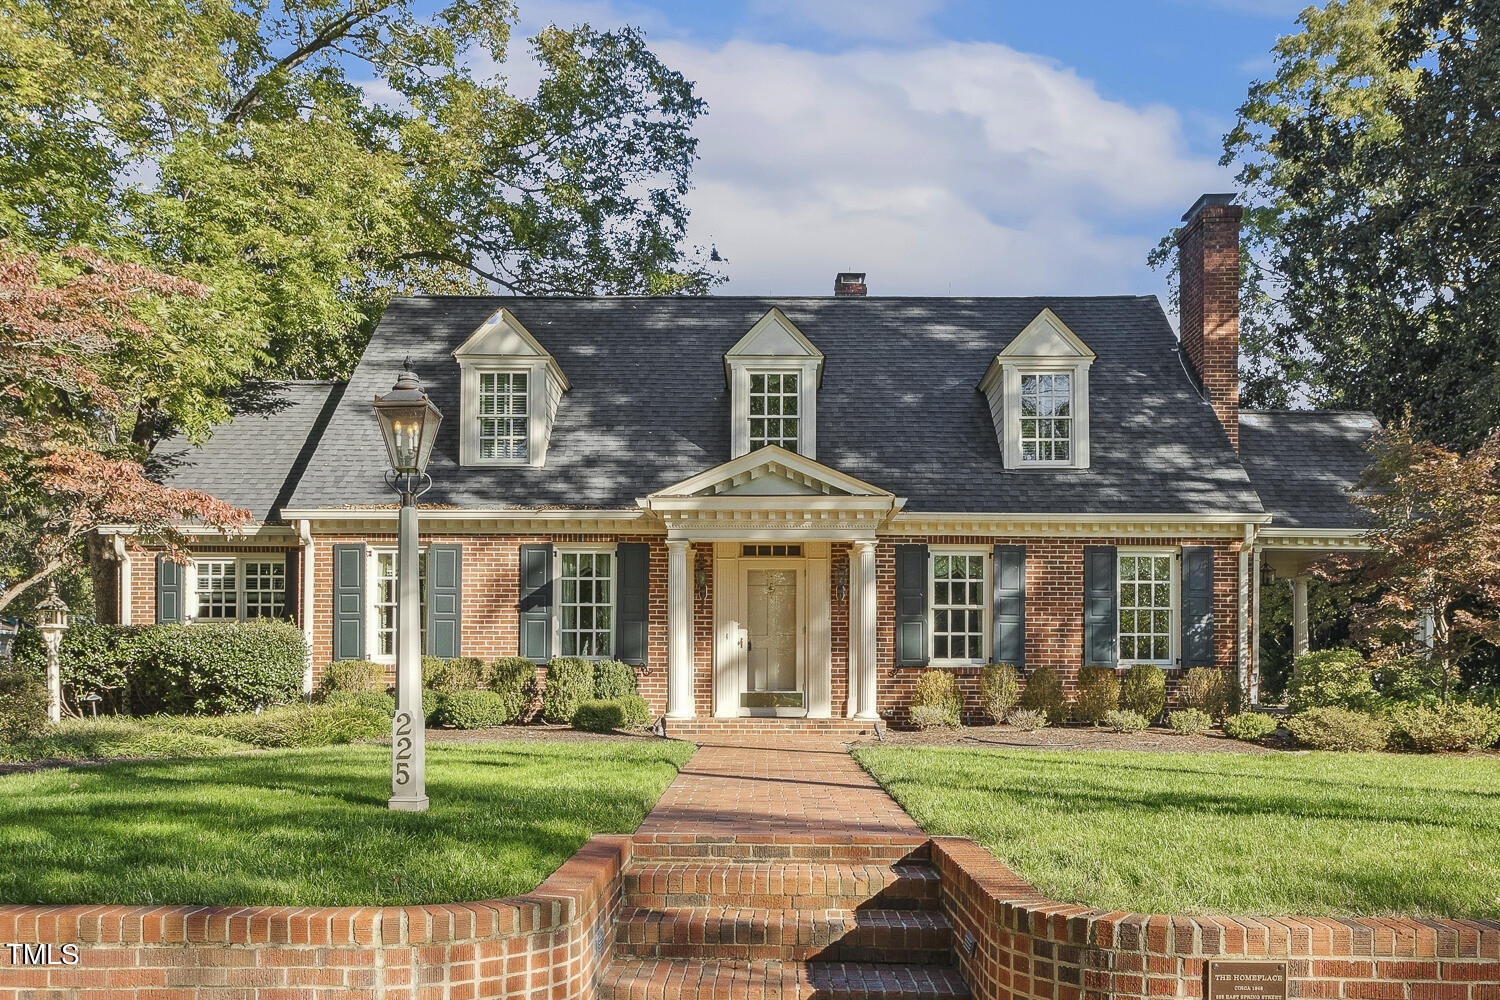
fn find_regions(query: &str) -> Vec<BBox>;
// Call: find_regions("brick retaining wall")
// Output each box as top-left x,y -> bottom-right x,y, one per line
931,837 -> 1500,1000
0,834 -> 632,1000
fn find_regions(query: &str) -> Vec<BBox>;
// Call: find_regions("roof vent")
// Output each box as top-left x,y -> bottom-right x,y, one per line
833,272 -> 867,297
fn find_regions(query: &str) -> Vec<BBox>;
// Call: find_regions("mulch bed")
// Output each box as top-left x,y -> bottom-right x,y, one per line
849,723 -> 1286,754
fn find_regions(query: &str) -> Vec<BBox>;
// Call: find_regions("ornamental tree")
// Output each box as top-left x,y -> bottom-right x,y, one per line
1330,423 -> 1500,701
0,246 -> 247,614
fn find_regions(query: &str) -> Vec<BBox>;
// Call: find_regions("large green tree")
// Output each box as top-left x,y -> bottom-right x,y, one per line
0,0 -> 717,447
1156,0 -> 1500,446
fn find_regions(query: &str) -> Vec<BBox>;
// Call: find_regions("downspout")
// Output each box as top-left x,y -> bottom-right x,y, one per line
299,519 -> 315,697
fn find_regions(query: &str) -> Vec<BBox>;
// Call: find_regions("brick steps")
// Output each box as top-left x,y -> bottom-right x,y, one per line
662,717 -> 879,740
624,861 -> 943,911
631,838 -> 931,863
616,906 -> 953,964
597,958 -> 970,1000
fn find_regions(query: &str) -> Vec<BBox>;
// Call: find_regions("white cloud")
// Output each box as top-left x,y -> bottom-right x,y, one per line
653,38 -> 1229,296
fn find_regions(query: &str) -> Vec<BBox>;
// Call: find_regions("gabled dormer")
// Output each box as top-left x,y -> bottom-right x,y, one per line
978,308 -> 1095,470
724,309 -> 823,459
453,308 -> 569,468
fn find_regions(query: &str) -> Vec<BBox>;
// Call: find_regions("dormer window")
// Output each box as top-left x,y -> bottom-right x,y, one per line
478,370 -> 529,461
979,308 -> 1094,470
1019,372 -> 1072,463
749,371 -> 800,452
454,308 -> 568,468
725,309 -> 823,459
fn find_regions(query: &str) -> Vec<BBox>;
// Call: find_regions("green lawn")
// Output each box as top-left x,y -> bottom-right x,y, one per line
0,740 -> 694,907
854,746 -> 1500,918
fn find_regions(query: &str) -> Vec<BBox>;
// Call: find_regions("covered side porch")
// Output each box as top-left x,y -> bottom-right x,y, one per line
639,447 -> 905,722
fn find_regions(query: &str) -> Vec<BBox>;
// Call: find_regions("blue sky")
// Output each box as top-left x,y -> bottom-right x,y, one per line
480,0 -> 1308,305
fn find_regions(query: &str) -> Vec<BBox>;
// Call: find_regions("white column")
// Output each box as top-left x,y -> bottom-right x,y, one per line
1291,575 -> 1310,660
113,534 -> 132,626
1250,548 -> 1263,706
389,497 -> 427,812
846,548 -> 860,718
855,540 -> 879,720
667,540 -> 694,719
299,520 -> 316,697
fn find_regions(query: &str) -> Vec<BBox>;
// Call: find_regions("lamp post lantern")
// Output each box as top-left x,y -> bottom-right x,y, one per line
373,367 -> 442,812
37,581 -> 68,724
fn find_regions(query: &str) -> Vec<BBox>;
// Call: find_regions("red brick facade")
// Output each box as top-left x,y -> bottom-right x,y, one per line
125,529 -> 1243,722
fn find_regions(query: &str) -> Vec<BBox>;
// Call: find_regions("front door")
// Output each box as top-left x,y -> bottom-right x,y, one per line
741,564 -> 804,716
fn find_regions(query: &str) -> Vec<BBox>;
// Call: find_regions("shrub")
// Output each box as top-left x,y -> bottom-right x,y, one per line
1223,712 -> 1278,742
978,664 -> 1022,723
1006,708 -> 1048,731
1167,708 -> 1212,736
0,719 -> 253,764
1018,666 -> 1065,723
1371,656 -> 1444,707
1285,706 -> 1391,751
318,659 -> 387,697
1120,663 -> 1167,722
573,698 -> 627,733
111,730 -> 248,759
1180,667 -> 1239,720
0,662 -> 50,742
11,623 -> 141,714
617,693 -> 652,729
909,669 -> 963,727
541,657 -> 594,723
1391,703 -> 1500,753
489,657 -> 534,723
905,704 -> 954,730
1288,648 -> 1374,713
324,690 -> 397,715
592,659 -> 638,700
1104,709 -> 1148,733
422,689 -> 439,725
1072,665 -> 1120,725
432,690 -> 512,729
424,656 -> 489,692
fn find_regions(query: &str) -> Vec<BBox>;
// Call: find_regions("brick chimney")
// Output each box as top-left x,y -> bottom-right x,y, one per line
833,272 -> 867,297
1176,193 -> 1243,450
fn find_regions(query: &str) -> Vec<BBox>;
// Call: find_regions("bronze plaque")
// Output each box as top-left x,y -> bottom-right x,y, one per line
1205,962 -> 1289,1000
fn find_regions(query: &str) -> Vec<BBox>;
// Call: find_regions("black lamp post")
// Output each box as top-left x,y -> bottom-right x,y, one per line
373,367 -> 442,812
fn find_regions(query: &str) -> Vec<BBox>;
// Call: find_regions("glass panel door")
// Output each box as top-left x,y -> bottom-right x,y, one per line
742,568 -> 803,712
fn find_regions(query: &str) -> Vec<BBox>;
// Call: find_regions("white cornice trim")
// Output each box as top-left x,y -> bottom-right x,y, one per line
1256,527 -> 1371,550
97,523 -> 296,539
891,511 -> 1270,536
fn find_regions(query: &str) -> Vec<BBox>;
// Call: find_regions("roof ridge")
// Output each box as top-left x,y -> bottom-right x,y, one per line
384,293 -> 1159,303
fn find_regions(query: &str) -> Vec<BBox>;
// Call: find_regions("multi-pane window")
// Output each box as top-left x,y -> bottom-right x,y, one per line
559,551 -> 613,657
748,372 -> 800,452
373,551 -> 428,660
478,371 -> 529,460
1119,552 -> 1174,663
242,561 -> 287,618
194,559 -> 239,620
931,552 -> 987,662
1019,372 -> 1072,463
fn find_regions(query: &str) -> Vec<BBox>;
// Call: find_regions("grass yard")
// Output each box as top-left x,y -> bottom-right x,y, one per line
0,739 -> 694,907
854,746 -> 1500,918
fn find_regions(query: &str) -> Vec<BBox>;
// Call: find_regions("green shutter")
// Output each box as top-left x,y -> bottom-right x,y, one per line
284,550 -> 299,623
156,555 -> 183,624
992,545 -> 1026,667
1181,546 -> 1215,668
332,543 -> 365,661
426,543 -> 463,658
894,544 -> 929,667
1083,545 -> 1118,668
519,543 -> 553,661
615,542 -> 650,666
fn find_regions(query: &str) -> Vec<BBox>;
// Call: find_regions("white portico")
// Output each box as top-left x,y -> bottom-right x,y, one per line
639,447 -> 904,721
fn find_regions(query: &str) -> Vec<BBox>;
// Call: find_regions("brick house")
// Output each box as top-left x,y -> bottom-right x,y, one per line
99,193 -> 1377,727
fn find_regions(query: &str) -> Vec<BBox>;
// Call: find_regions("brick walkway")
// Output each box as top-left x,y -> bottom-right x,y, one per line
634,736 -> 923,846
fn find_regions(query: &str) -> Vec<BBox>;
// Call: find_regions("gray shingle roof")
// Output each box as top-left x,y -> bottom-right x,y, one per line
283,295 -> 1265,516
152,381 -> 344,522
1238,409 -> 1380,529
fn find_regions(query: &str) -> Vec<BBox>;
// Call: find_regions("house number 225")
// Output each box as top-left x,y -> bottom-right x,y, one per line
392,711 -> 414,787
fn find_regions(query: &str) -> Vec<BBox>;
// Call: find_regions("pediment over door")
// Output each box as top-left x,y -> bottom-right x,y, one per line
638,446 -> 904,540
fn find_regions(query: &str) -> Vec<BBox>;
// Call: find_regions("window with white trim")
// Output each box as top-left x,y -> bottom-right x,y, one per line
1019,372 -> 1072,463
1118,551 -> 1176,664
557,549 -> 614,658
372,549 -> 427,662
190,557 -> 287,621
748,371 -> 800,452
930,550 -> 988,664
477,370 -> 529,461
